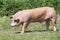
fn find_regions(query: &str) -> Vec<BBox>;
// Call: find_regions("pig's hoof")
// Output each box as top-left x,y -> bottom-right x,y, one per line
20,31 -> 24,34
20,32 -> 24,34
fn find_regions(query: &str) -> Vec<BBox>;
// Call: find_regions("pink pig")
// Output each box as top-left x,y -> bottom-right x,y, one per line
10,7 -> 57,34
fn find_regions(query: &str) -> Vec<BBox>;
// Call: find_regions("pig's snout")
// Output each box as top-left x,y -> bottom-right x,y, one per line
10,23 -> 17,27
11,24 -> 15,27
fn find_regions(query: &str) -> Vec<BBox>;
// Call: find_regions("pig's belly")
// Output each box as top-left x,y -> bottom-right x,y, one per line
30,18 -> 45,23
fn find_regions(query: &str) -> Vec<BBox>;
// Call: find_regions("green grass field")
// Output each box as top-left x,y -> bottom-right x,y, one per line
0,15 -> 60,40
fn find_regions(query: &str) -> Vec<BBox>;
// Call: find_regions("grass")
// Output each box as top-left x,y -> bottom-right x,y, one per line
0,15 -> 60,40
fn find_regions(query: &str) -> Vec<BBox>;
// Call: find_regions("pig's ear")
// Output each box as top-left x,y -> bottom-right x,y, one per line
10,15 -> 13,19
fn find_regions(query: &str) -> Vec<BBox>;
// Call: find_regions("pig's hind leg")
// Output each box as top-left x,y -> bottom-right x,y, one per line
45,19 -> 50,31
51,18 -> 57,32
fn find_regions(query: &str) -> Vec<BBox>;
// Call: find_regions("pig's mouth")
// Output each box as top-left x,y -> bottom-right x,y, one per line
10,23 -> 20,27
10,24 -> 16,27
10,25 -> 16,27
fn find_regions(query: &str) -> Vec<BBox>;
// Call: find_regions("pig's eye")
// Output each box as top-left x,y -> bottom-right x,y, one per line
14,20 -> 17,22
14,19 -> 19,23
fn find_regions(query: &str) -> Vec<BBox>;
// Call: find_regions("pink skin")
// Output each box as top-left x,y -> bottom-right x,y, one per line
10,7 -> 57,34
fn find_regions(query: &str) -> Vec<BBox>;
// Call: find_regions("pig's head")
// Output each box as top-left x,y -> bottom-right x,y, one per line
10,15 -> 20,27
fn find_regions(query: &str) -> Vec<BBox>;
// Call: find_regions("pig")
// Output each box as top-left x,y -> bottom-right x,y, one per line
10,7 -> 57,34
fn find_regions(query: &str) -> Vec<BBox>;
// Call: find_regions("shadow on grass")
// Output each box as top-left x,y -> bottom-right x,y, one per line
15,29 -> 59,34
15,30 -> 46,34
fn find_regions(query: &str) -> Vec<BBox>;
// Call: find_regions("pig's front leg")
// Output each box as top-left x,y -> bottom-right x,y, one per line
21,22 -> 29,34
